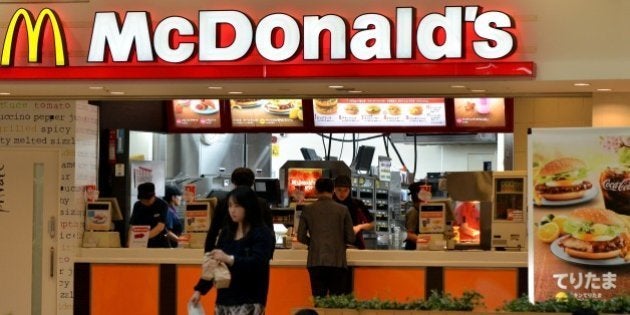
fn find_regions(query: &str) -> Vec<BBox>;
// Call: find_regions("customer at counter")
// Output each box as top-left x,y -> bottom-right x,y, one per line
298,178 -> 355,297
403,182 -> 422,250
333,175 -> 375,249
129,182 -> 170,248
190,186 -> 275,315
164,185 -> 184,248
204,168 -> 274,253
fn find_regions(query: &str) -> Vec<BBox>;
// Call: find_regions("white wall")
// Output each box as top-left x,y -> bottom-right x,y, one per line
271,133 -> 497,182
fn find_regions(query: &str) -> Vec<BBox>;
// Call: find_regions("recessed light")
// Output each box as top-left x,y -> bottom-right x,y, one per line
596,88 -> 612,92
88,86 -> 104,90
109,91 -> 125,95
328,85 -> 344,89
470,89 -> 486,93
573,83 -> 590,87
0,92 -> 10,95
228,91 -> 243,95
450,85 -> 466,88
348,90 -> 363,93
207,86 -> 223,90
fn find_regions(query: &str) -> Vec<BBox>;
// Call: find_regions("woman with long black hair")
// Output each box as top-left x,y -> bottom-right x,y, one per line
190,186 -> 275,315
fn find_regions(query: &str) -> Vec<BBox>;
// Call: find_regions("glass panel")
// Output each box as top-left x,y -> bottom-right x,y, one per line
31,162 -> 44,315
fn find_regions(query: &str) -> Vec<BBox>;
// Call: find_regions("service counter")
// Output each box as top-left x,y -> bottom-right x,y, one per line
74,249 -> 528,315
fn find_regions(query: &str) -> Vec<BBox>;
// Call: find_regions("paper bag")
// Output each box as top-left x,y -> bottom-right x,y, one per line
213,261 -> 231,289
201,253 -> 217,281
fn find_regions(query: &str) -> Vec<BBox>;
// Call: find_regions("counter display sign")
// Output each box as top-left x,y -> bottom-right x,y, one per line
529,127 -> 630,302
313,98 -> 446,127
172,99 -> 221,129
230,99 -> 303,128
287,168 -> 323,202
454,98 -> 505,127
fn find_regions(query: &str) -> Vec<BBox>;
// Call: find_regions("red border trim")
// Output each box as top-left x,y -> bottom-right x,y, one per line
0,62 -> 534,80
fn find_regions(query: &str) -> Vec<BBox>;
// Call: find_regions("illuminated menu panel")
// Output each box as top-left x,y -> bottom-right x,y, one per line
454,98 -> 506,127
313,98 -> 446,127
172,99 -> 221,129
230,99 -> 303,128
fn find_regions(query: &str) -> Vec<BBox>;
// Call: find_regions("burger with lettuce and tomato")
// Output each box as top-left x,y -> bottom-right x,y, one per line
559,208 -> 627,260
535,157 -> 592,201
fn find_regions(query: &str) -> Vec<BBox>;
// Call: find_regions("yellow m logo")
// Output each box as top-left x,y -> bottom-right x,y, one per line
1,8 -> 67,66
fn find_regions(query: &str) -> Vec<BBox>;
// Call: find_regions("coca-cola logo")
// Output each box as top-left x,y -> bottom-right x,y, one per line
601,178 -> 630,192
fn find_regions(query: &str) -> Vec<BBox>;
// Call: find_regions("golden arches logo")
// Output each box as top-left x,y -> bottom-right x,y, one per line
1,8 -> 67,66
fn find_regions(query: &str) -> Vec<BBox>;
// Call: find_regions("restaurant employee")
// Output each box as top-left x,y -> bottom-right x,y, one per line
404,182 -> 422,250
129,182 -> 170,248
333,175 -> 375,249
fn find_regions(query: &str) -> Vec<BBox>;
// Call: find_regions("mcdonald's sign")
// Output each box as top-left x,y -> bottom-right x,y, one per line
1,8 -> 67,67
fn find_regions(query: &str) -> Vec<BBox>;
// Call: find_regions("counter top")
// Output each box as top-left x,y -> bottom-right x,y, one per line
75,248 -> 527,268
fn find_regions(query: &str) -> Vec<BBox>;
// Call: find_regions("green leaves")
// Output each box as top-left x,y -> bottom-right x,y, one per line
314,290 -> 484,311
499,294 -> 630,313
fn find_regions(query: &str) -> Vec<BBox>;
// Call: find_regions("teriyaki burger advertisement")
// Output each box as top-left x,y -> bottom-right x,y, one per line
529,127 -> 630,301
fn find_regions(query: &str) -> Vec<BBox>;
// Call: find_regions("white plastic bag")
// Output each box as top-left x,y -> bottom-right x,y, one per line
188,300 -> 206,315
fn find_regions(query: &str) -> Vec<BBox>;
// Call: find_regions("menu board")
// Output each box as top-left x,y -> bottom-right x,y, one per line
313,98 -> 446,127
454,98 -> 505,127
286,168 -> 323,202
172,99 -> 221,129
230,99 -> 303,128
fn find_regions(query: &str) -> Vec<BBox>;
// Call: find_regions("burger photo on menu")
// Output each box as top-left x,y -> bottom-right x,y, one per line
344,104 -> 359,115
365,104 -> 381,115
534,157 -> 596,205
314,99 -> 338,115
409,105 -> 423,116
264,99 -> 295,115
538,208 -> 630,264
230,99 -> 262,109
387,104 -> 401,116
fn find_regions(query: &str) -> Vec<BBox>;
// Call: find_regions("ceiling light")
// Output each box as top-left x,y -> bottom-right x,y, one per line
470,89 -> 486,93
596,88 -> 612,92
450,85 -> 466,88
348,90 -> 363,93
573,83 -> 590,87
228,91 -> 243,94
207,86 -> 223,90
110,91 -> 125,95
0,92 -> 10,95
328,85 -> 344,89
88,86 -> 104,90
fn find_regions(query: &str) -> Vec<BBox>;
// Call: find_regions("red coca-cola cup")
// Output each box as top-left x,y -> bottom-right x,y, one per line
599,167 -> 630,216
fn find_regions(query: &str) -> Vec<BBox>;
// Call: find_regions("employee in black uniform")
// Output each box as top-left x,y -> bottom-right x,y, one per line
333,175 -> 375,249
403,182 -> 422,250
129,182 -> 170,248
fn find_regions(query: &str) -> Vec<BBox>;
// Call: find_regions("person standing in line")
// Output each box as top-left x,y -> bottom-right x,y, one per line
203,167 -> 274,254
333,175 -> 375,249
129,182 -> 170,248
298,178 -> 355,297
403,182 -> 423,250
190,186 -> 275,315
163,185 -> 184,248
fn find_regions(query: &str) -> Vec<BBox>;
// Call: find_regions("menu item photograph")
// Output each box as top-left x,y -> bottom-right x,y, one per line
558,208 -> 627,261
409,105 -> 423,116
230,99 -> 303,127
314,98 -> 338,115
365,104 -> 381,115
172,99 -> 221,129
387,104 -> 401,116
191,99 -> 219,115
454,97 -> 506,127
344,103 -> 359,115
534,157 -> 595,205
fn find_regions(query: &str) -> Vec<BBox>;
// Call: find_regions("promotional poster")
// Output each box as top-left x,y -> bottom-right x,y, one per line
529,128 -> 630,301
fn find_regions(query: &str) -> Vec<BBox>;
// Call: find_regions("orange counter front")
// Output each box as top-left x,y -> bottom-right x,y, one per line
75,249 -> 527,315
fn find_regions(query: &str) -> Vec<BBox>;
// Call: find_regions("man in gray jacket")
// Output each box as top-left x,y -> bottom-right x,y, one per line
298,177 -> 355,297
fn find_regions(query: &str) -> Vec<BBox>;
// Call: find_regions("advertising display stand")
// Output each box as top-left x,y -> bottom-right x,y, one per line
82,198 -> 123,248
185,198 -> 217,248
